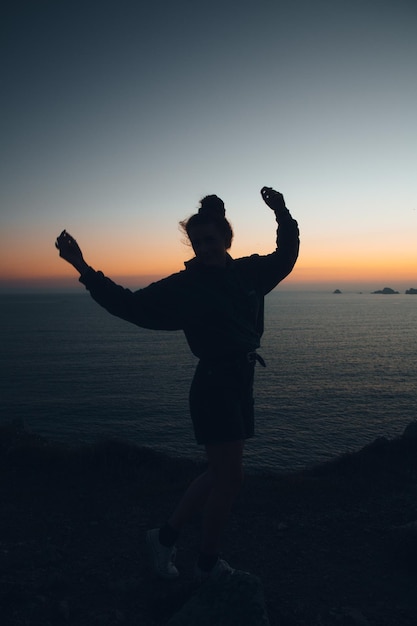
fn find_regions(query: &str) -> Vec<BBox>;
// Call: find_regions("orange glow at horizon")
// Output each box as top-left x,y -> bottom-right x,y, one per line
1,226 -> 416,288
2,250 -> 416,288
0,232 -> 189,282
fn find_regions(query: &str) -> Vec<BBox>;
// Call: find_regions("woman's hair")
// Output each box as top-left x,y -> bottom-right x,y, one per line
180,195 -> 234,249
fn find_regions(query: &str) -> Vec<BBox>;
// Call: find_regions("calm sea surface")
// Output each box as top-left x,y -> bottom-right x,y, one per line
1,291 -> 416,473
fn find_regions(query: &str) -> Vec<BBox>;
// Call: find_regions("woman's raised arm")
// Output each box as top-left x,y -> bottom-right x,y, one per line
55,230 -> 91,275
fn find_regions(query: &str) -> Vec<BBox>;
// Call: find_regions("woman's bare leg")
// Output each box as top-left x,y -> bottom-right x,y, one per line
200,439 -> 244,556
168,469 -> 214,531
166,439 -> 244,568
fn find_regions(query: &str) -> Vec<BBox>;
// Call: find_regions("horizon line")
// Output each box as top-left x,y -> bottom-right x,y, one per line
1,278 -> 416,295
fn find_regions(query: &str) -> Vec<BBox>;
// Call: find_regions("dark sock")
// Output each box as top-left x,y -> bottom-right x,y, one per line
158,523 -> 179,547
197,552 -> 219,572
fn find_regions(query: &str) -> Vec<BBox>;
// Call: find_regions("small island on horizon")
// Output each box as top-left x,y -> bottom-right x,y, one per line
331,286 -> 417,295
372,287 -> 400,294
370,286 -> 417,295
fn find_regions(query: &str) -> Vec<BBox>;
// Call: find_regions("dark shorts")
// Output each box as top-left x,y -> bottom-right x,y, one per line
189,357 -> 256,445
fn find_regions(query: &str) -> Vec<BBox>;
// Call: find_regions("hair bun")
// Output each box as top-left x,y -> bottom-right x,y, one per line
199,195 -> 225,217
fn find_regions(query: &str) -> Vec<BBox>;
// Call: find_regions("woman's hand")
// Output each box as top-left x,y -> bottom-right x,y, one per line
260,187 -> 286,212
55,230 -> 89,274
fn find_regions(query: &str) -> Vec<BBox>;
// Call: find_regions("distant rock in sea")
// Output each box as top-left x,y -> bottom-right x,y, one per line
371,287 -> 399,294
333,289 -> 342,294
405,287 -> 417,294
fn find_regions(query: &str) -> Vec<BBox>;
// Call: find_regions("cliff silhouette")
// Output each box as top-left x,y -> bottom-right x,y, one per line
1,419 -> 417,625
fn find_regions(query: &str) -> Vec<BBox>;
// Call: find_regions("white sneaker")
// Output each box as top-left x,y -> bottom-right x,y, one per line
194,558 -> 235,584
146,528 -> 179,580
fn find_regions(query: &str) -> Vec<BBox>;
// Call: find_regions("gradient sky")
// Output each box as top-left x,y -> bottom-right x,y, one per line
1,0 -> 416,291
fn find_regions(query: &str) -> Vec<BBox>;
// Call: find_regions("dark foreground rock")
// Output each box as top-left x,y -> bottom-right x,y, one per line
166,571 -> 269,625
1,419 -> 417,625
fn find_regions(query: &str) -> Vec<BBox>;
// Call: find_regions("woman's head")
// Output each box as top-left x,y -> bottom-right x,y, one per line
180,195 -> 233,267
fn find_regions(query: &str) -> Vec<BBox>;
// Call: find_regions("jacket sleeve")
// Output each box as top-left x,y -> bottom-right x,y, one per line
79,268 -> 186,330
246,208 -> 300,295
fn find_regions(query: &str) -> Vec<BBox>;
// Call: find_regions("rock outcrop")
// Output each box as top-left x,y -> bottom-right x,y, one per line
372,287 -> 399,294
167,571 -> 270,626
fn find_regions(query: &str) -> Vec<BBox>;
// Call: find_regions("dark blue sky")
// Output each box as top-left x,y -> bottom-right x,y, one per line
1,0 -> 416,289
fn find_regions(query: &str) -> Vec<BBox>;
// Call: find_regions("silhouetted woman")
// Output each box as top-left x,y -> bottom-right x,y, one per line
55,186 -> 299,582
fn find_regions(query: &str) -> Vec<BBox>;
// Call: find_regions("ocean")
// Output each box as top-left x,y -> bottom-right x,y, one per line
1,291 -> 416,474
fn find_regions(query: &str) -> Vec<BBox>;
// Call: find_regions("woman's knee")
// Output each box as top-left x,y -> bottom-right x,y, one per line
228,464 -> 244,493
206,440 -> 245,494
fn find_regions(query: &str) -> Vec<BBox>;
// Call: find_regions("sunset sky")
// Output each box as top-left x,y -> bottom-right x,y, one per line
1,0 -> 416,292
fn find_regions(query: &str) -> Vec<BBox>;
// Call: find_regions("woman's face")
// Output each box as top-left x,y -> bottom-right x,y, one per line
188,223 -> 228,267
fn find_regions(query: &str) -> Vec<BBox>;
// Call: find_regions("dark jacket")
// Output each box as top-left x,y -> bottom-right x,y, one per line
79,210 -> 299,360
